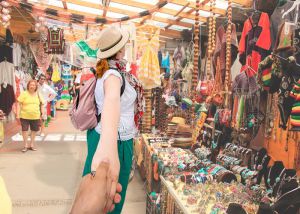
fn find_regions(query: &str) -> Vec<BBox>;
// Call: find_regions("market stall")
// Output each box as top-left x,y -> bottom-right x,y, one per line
1,0 -> 300,213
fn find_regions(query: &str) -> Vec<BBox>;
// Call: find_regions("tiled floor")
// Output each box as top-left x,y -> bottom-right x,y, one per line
0,111 -> 146,213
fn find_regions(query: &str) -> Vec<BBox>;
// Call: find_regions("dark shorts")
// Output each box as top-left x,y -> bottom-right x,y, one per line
20,119 -> 40,132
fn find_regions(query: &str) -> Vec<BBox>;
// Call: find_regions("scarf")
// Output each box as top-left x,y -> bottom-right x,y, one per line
108,59 -> 144,129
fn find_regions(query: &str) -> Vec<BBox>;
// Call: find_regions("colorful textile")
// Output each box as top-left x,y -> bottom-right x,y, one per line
138,30 -> 161,89
17,91 -> 44,120
30,42 -> 53,74
51,63 -> 61,83
239,12 -> 271,77
161,52 -> 170,73
213,24 -> 238,81
109,60 -> 144,128
45,28 -> 65,54
257,55 -> 282,91
76,40 -> 98,59
270,1 -> 297,49
275,22 -> 295,51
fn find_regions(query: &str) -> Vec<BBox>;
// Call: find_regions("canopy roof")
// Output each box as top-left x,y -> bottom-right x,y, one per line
2,0 -> 253,42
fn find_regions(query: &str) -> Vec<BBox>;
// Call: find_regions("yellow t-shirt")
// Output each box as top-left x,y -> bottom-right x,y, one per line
0,176 -> 12,214
17,91 -> 44,120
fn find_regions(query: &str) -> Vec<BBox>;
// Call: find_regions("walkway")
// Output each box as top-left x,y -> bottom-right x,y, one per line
0,111 -> 146,214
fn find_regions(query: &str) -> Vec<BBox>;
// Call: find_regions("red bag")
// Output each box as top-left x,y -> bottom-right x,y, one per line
218,109 -> 232,127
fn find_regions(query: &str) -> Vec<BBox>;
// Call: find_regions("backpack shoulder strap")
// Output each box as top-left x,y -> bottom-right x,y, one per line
120,73 -> 126,97
109,68 -> 126,97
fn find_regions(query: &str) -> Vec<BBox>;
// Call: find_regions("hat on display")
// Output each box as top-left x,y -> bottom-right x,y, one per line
97,26 -> 130,59
171,117 -> 186,125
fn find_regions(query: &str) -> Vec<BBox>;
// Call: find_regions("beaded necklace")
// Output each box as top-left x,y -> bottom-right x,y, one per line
224,0 -> 233,107
267,167 -> 286,194
276,186 -> 300,202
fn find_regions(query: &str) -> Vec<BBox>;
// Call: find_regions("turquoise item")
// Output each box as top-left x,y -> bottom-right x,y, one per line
76,40 -> 98,59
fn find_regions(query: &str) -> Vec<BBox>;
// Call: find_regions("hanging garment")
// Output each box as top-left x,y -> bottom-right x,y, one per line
274,22 -> 295,51
257,55 -> 282,92
0,83 -> 15,115
45,27 -> 65,54
161,52 -> 170,73
239,12 -> 271,77
0,61 -> 15,91
158,51 -> 162,67
72,40 -> 98,67
173,45 -> 186,73
213,24 -> 238,82
15,75 -> 21,98
138,30 -> 161,89
61,64 -> 73,83
0,44 -> 13,63
255,0 -> 279,16
13,43 -> 22,67
30,42 -> 53,74
51,63 -> 61,83
270,1 -> 295,49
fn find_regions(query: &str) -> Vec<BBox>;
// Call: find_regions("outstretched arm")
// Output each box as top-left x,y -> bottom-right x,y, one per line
91,74 -> 121,212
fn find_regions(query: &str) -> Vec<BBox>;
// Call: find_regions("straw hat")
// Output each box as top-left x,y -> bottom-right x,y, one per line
97,26 -> 130,59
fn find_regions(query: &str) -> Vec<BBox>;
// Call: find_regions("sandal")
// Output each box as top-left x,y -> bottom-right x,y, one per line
29,147 -> 37,151
22,147 -> 28,153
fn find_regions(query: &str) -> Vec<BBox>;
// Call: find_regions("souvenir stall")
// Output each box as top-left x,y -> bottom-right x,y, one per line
133,0 -> 300,214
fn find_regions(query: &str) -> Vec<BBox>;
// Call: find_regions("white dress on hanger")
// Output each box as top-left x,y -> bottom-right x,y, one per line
0,61 -> 16,91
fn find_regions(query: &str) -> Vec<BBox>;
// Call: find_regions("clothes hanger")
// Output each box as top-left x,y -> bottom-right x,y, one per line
282,1 -> 300,19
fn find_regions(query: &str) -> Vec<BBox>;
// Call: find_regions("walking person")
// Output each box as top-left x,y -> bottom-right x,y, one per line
82,26 -> 143,214
37,74 -> 57,136
16,80 -> 44,152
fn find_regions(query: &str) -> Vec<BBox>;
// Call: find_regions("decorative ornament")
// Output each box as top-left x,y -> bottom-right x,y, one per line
0,1 -> 11,28
35,15 -> 47,33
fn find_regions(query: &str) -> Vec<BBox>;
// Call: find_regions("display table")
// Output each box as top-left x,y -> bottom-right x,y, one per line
160,175 -> 259,214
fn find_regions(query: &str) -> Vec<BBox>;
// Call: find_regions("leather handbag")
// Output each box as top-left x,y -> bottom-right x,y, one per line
70,162 -> 110,214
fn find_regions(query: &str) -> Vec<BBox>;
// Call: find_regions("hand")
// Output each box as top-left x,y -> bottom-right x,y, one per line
91,145 -> 120,213
16,117 -> 20,125
0,110 -> 4,120
70,162 -> 122,214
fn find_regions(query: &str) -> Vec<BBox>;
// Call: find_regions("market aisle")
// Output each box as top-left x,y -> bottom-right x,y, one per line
0,111 -> 146,214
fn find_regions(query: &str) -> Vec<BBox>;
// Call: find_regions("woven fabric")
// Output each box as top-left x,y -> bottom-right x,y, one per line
138,30 -> 161,89
30,42 -> 53,74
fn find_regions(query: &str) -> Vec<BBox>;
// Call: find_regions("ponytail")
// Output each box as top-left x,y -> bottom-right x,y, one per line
96,59 -> 109,78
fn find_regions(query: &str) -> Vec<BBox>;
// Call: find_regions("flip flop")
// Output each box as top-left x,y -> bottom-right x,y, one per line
22,147 -> 28,153
29,147 -> 37,151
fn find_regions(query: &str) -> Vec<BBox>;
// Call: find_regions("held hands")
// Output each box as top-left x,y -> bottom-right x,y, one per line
91,145 -> 120,213
70,162 -> 122,214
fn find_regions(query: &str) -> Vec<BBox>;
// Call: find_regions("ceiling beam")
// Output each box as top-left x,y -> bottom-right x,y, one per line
64,0 -> 203,21
165,2 -> 189,29
170,0 -> 252,10
62,1 -> 68,9
170,0 -> 225,15
44,0 -> 196,29
111,0 -> 225,15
